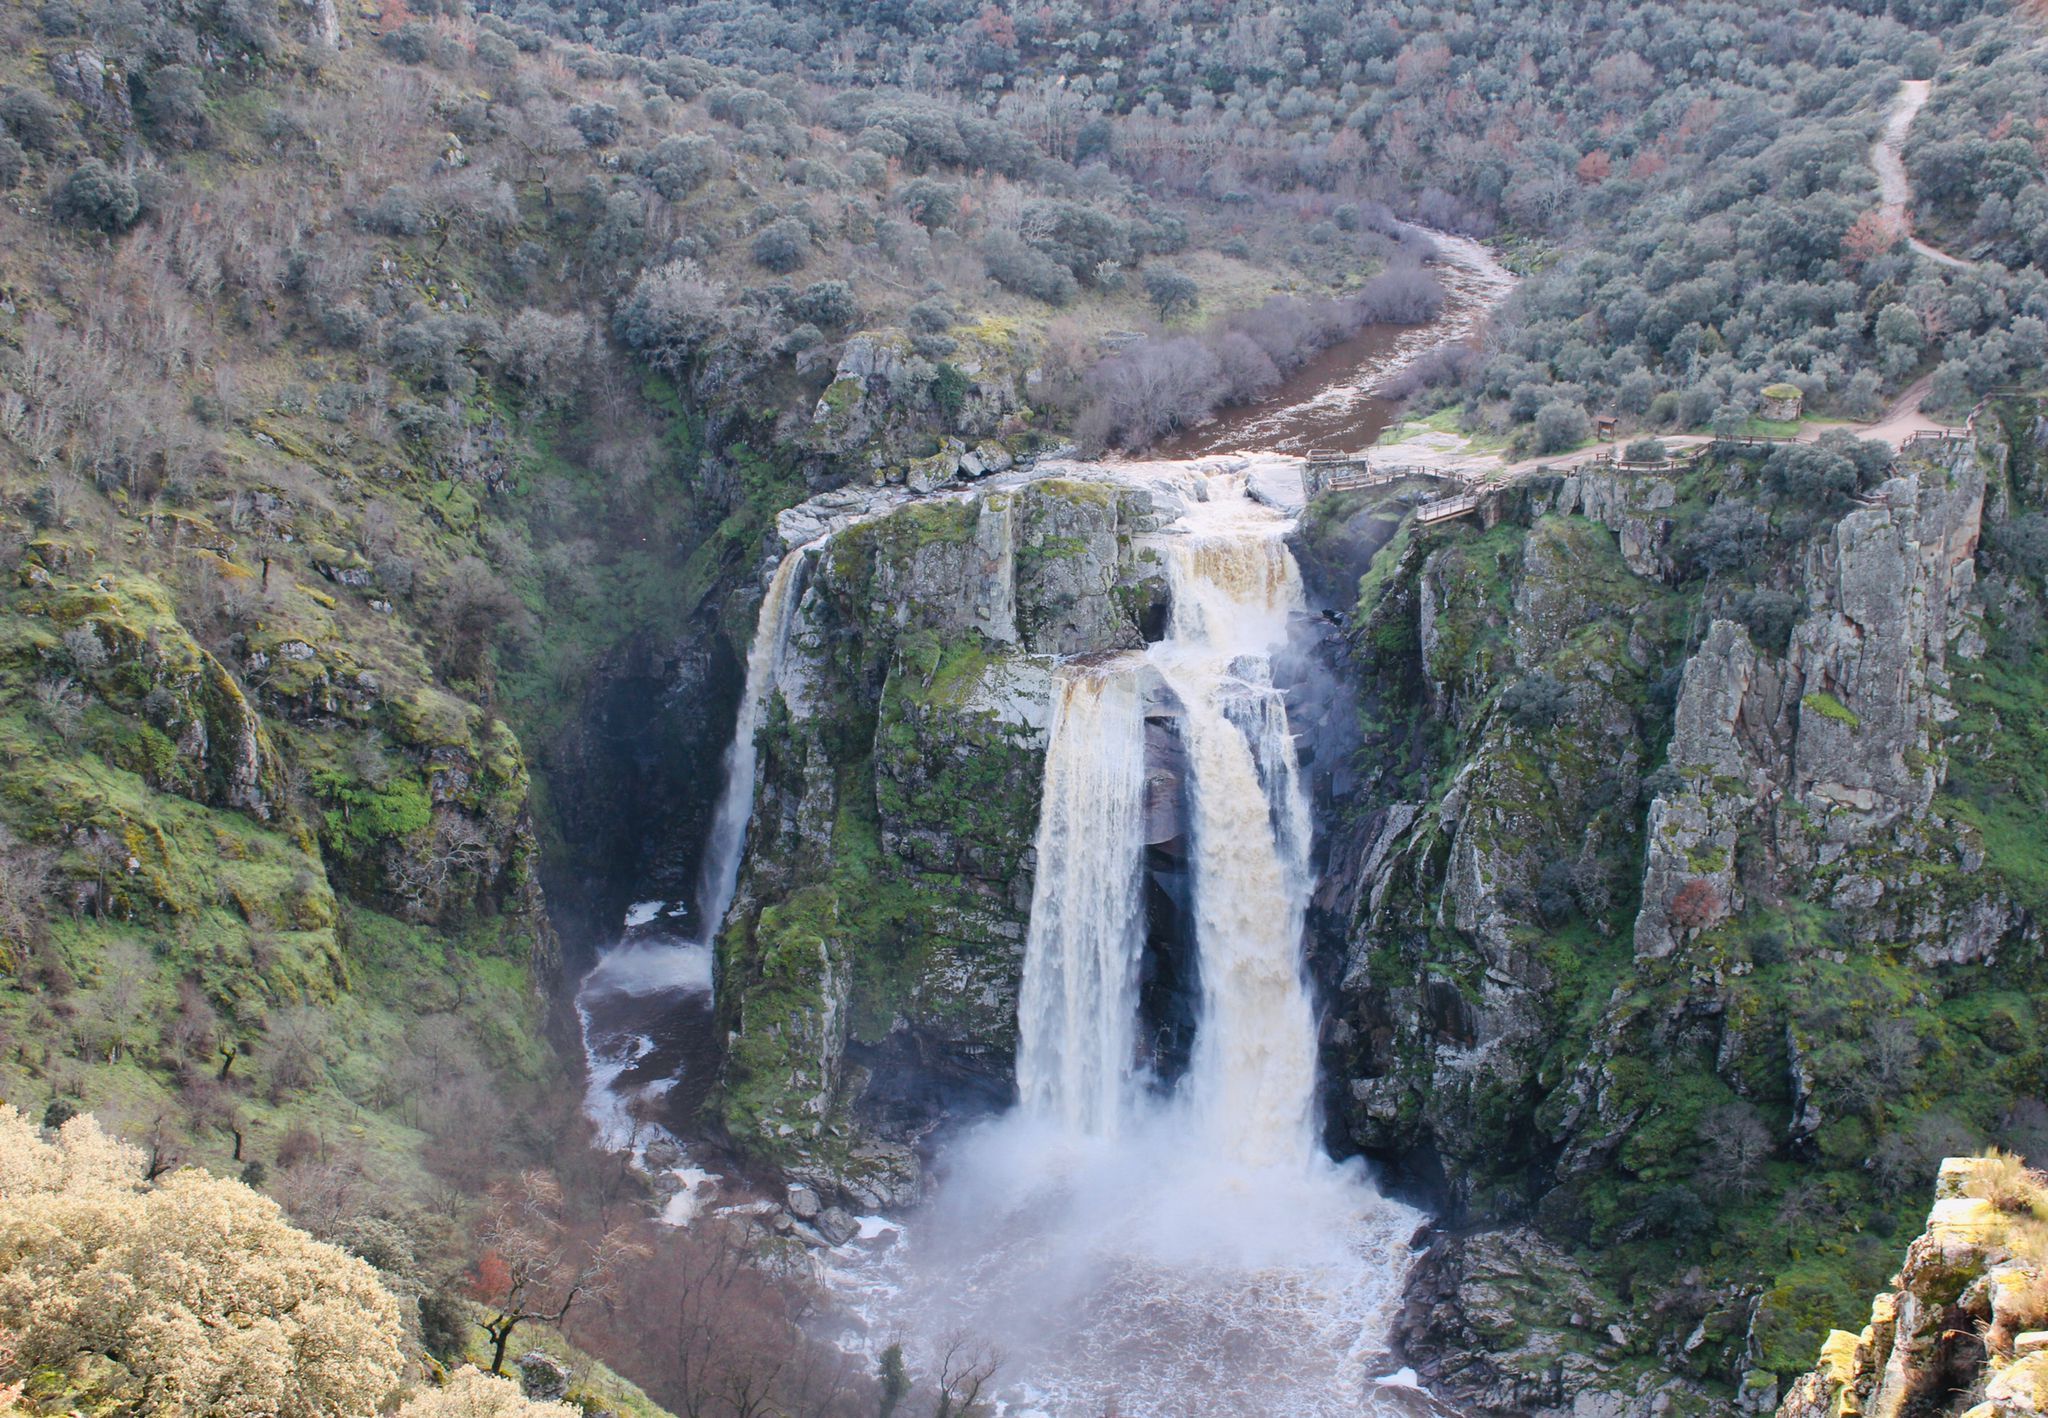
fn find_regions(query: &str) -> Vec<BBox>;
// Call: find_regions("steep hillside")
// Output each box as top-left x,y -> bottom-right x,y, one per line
1288,400 -> 2048,1413
0,0 -> 1423,1398
1775,1153 -> 2048,1418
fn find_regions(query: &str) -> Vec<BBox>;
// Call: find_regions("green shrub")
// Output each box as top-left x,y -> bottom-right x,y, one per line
750,217 -> 810,273
54,159 -> 140,233
982,231 -> 1076,306
0,86 -> 69,154
1144,267 -> 1200,318
140,65 -> 209,148
1534,399 -> 1590,453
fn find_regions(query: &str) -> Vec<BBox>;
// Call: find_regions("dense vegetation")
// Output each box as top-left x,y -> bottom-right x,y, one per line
2,0 -> 2048,1411
477,0 -> 2048,444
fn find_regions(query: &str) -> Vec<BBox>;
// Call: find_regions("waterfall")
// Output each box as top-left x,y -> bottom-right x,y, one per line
1155,532 -> 1319,1164
829,471 -> 1420,1416
574,537 -> 816,1211
1015,665 -> 1149,1135
691,539 -> 815,945
1005,498 -> 1331,1164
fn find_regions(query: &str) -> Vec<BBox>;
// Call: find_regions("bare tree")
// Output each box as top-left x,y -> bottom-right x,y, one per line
928,1333 -> 1002,1418
472,1169 -> 643,1377
1697,1101 -> 1773,1199
388,811 -> 498,920
0,827 -> 56,957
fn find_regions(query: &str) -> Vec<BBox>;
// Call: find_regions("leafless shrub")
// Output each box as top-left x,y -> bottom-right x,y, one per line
492,308 -> 596,399
1075,265 -> 1445,450
30,676 -> 86,744
0,827 -> 57,958
265,1005 -> 334,1101
390,811 -> 500,920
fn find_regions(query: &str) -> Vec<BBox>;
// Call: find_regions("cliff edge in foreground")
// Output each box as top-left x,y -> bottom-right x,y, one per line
1778,1154 -> 2048,1418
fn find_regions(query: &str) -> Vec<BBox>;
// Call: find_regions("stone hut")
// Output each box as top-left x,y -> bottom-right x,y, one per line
1760,383 -> 1804,421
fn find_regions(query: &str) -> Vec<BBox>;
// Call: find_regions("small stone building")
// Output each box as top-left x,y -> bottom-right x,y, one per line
1760,383 -> 1805,421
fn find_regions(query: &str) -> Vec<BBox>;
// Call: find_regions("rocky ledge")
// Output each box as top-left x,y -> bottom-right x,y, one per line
1777,1155 -> 2048,1418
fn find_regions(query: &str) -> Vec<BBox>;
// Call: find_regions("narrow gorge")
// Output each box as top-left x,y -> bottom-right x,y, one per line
570,375 -> 2048,1416
13,5 -> 2048,1416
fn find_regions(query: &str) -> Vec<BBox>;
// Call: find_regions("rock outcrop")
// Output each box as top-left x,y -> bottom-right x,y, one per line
810,327 -> 1029,476
1776,1156 -> 2048,1418
1297,405 -> 2046,1417
714,476 -> 1167,1203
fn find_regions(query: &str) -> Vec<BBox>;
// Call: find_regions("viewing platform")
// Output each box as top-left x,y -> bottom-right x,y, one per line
1302,451 -> 1460,498
1301,451 -> 1488,525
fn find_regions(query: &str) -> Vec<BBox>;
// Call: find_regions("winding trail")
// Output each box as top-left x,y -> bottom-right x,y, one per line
1874,78 -> 1972,271
1354,371 -> 1959,492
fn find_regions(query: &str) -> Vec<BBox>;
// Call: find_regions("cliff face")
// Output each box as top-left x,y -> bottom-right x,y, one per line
1776,1155 -> 2048,1418
1297,403 -> 2048,1415
712,476 -> 1168,1204
704,403 -> 2048,1403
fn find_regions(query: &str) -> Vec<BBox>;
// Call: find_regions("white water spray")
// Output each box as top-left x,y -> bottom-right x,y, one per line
1015,667 -> 1149,1137
835,468 -> 1419,1416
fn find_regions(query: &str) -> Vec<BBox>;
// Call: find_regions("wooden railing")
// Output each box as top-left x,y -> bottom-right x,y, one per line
1415,491 -> 1481,524
1707,434 -> 1800,451
1303,457 -> 1446,497
1301,385 -> 2048,527
1579,447 -> 1706,477
1899,429 -> 1968,452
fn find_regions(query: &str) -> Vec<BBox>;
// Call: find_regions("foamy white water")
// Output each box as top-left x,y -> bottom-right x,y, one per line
1156,535 -> 1320,1164
1015,668 -> 1149,1137
830,464 -> 1421,1416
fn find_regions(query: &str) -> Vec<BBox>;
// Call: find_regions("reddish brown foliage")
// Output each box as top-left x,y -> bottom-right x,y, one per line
1668,879 -> 1722,932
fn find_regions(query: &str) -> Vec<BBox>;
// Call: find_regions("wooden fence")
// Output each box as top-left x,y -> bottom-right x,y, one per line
1415,491 -> 1482,524
1303,455 -> 1450,498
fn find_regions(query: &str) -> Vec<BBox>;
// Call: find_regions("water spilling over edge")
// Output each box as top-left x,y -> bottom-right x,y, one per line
826,466 -> 1424,1417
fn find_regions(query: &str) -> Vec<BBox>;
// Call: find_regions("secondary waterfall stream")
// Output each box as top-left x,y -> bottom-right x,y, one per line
830,468 -> 1422,1416
573,540 -> 818,1212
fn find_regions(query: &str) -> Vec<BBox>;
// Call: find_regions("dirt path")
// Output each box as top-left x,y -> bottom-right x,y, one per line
1485,375 -> 1951,480
1355,372 -> 1959,489
1874,78 -> 1972,270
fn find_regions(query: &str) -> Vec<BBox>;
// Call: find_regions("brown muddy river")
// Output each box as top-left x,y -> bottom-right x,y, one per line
1158,231 -> 1515,460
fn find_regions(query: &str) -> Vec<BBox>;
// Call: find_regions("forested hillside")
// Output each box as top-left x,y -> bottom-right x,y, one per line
483,0 -> 2048,439
3,0 -> 2048,1413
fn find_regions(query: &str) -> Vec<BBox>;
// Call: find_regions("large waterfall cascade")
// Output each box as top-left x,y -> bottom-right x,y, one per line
839,467 -> 1421,1417
575,220 -> 1520,1409
1014,668 -> 1150,1138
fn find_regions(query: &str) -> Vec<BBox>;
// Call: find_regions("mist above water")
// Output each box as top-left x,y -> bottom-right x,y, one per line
831,469 -> 1421,1417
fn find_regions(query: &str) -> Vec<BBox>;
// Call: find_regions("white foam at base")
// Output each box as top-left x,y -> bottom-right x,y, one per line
580,940 -> 714,999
